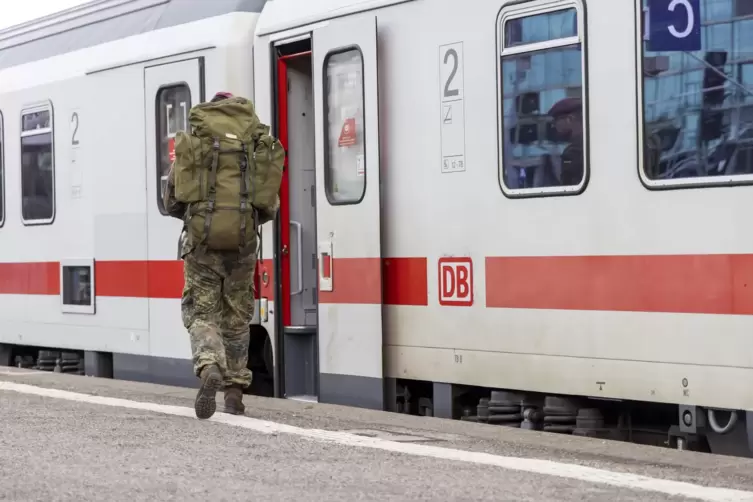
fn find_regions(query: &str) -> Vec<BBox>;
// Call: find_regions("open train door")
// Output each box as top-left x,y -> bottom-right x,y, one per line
312,15 -> 385,410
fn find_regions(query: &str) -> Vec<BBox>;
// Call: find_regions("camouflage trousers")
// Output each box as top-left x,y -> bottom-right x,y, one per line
181,249 -> 256,389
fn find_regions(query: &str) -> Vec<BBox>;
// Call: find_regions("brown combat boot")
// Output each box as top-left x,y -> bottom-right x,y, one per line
194,364 -> 223,420
224,385 -> 245,415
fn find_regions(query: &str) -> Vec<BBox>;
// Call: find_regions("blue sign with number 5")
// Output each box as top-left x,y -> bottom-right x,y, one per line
645,0 -> 701,52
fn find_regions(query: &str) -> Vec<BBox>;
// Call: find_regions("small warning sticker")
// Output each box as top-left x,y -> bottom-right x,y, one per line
356,154 -> 365,176
338,118 -> 357,147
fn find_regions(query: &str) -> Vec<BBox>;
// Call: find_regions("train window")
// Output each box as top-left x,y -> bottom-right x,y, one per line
323,48 -> 367,205
21,104 -> 55,224
156,84 -> 191,214
639,0 -> 753,187
0,111 -> 4,228
498,4 -> 588,196
61,259 -> 95,315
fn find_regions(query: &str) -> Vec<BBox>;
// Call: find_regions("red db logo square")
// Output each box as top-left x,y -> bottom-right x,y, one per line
438,257 -> 473,306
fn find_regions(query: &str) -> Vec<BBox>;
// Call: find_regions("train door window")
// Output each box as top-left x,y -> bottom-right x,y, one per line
639,0 -> 753,187
323,48 -> 366,205
0,110 -> 4,228
497,3 -> 588,197
156,84 -> 191,214
21,104 -> 55,224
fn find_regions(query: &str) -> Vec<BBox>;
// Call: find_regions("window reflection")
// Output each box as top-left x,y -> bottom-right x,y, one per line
500,7 -> 586,192
324,49 -> 366,204
21,108 -> 54,222
641,0 -> 753,182
157,85 -> 191,213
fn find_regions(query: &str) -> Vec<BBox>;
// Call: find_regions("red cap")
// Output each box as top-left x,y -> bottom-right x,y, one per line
548,97 -> 581,118
211,91 -> 234,102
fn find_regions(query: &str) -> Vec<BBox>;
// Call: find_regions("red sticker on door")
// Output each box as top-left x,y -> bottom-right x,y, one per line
338,118 -> 357,147
168,137 -> 176,163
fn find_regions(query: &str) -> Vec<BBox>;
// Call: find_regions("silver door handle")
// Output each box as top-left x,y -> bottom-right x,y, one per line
290,220 -> 303,296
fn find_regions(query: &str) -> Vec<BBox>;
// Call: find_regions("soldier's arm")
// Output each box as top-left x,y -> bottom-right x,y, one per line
162,163 -> 187,220
257,194 -> 280,225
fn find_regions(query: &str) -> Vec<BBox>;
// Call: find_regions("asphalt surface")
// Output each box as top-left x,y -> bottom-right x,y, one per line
1,368 -> 753,502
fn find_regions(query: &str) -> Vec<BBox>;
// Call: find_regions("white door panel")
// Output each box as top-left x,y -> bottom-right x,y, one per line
313,16 -> 384,409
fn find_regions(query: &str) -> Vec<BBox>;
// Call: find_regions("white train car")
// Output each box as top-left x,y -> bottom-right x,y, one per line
3,0 -> 753,457
0,0 -> 274,390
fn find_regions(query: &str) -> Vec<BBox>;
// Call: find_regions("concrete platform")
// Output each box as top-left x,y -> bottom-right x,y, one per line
1,368 -> 753,501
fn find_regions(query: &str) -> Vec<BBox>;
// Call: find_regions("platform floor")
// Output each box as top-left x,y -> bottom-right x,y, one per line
1,368 -> 753,501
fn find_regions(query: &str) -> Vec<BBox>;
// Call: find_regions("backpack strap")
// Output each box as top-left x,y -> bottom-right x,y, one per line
200,137 -> 221,246
250,138 -> 259,254
238,143 -> 250,254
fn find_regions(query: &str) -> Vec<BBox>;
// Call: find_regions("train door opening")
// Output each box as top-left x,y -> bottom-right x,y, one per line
274,16 -> 385,410
275,41 -> 320,402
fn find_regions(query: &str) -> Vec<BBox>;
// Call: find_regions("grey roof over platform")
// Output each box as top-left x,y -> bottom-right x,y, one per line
0,0 -> 267,71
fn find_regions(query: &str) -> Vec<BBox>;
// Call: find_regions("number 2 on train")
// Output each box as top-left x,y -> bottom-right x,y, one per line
443,48 -> 459,98
440,43 -> 464,101
71,112 -> 80,146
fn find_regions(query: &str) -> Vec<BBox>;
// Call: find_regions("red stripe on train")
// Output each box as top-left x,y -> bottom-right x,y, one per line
316,257 -> 428,305
0,262 -> 59,295
0,257 -> 429,306
485,254 -> 753,315
95,261 -> 185,299
6,254 -> 753,314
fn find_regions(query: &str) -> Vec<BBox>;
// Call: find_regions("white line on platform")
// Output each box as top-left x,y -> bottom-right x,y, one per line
0,369 -> 50,376
1,381 -> 752,502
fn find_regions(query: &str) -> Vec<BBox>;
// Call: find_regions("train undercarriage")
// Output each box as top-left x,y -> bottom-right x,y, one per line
2,336 -> 751,460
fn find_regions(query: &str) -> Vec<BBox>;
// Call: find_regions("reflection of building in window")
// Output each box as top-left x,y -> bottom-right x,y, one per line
21,108 -> 54,222
0,111 -> 4,227
324,49 -> 366,204
499,6 -> 587,193
641,0 -> 753,182
157,85 -> 191,213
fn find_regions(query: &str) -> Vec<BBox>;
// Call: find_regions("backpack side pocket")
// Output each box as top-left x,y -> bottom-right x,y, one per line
173,131 -> 202,203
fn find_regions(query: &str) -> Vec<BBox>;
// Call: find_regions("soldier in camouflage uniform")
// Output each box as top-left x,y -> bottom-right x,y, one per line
162,91 -> 279,420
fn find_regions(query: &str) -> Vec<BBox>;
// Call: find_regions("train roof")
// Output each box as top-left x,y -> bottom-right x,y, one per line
255,0 -> 412,37
0,0 -> 266,72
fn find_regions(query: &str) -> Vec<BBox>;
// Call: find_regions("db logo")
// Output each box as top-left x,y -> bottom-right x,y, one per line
438,257 -> 473,306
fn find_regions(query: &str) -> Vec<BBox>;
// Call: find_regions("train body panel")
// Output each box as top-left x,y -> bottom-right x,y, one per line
0,1 -> 264,381
2,0 -> 753,455
254,0 -> 753,405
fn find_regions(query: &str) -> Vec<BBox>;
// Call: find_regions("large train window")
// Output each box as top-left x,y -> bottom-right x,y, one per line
323,48 -> 367,205
497,3 -> 588,197
156,84 -> 191,214
21,104 -> 55,224
0,111 -> 4,228
639,0 -> 753,188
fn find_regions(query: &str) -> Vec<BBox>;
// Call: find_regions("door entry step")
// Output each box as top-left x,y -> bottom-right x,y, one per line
283,325 -> 318,399
284,325 -> 316,336
286,394 -> 319,403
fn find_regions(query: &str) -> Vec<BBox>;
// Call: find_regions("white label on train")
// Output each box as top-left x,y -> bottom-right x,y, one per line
438,257 -> 473,307
439,42 -> 466,174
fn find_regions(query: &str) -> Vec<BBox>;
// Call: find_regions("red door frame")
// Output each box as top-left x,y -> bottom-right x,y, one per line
276,51 -> 312,327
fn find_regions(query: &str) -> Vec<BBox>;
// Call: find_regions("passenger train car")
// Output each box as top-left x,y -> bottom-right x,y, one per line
2,0 -> 753,457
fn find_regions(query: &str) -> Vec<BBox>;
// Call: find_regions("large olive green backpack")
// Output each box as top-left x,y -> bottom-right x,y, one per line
172,96 -> 285,253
